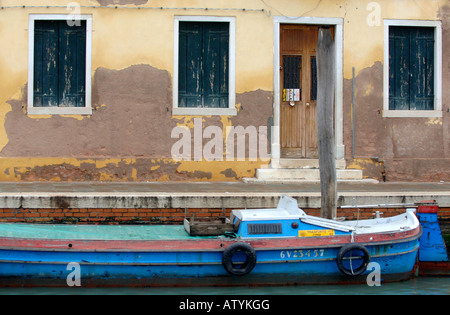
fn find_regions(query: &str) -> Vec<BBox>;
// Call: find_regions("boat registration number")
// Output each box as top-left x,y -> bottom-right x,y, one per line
280,249 -> 325,259
298,229 -> 335,237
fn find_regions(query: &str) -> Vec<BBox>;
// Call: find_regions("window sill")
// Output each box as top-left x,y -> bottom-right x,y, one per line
172,107 -> 237,116
382,110 -> 442,118
27,107 -> 92,116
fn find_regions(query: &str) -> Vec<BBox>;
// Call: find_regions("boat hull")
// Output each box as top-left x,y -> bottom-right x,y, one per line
416,201 -> 450,276
0,226 -> 421,287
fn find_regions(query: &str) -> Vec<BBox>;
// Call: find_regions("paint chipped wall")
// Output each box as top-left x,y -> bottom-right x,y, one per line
0,0 -> 448,182
0,0 -> 274,181
343,2 -> 450,182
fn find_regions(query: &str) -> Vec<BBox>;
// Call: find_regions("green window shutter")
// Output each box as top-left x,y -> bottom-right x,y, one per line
389,26 -> 434,111
33,20 -> 86,108
58,21 -> 86,107
202,22 -> 229,108
409,27 -> 434,110
389,27 -> 411,110
178,22 -> 229,108
34,21 -> 59,107
178,22 -> 203,108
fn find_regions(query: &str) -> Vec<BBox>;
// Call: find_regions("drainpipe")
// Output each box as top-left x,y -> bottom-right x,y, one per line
352,67 -> 356,159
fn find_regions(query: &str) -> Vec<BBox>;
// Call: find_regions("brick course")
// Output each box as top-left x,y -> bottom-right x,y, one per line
0,207 -> 448,225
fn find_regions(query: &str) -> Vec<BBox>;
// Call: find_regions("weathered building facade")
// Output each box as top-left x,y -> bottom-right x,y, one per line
0,0 -> 448,182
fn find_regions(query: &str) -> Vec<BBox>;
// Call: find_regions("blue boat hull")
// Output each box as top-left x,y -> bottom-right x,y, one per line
0,239 -> 419,287
0,197 -> 423,287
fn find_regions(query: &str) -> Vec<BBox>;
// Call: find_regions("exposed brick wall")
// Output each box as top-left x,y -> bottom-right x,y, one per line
0,208 -> 232,225
0,207 -> 449,225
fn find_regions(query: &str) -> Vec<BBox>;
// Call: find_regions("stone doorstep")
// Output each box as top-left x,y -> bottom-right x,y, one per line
254,168 -> 365,181
243,178 -> 379,184
276,158 -> 347,169
252,158 -> 366,182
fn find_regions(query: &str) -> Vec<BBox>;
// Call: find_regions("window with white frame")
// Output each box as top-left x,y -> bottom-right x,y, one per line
173,16 -> 236,116
28,15 -> 92,115
383,20 -> 442,118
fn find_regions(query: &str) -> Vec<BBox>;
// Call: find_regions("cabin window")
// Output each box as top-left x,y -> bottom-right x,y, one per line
248,223 -> 283,235
28,15 -> 92,115
383,20 -> 442,118
173,17 -> 236,116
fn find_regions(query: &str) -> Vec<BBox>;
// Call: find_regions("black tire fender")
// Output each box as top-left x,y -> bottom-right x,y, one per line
222,242 -> 257,276
336,243 -> 370,276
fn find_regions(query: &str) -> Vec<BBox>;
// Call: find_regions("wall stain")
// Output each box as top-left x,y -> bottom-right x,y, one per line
344,52 -> 449,181
4,65 -> 174,158
221,168 -> 238,180
2,64 -> 272,181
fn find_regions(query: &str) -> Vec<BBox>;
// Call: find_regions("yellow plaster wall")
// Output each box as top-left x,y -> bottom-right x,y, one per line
341,0 -> 445,78
0,0 -> 445,102
0,0 -> 446,181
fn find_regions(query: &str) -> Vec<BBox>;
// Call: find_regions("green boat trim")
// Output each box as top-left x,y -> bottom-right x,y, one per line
0,223 -> 214,241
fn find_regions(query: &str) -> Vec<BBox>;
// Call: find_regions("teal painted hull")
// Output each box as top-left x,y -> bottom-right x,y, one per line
0,236 -> 419,287
0,196 -> 423,287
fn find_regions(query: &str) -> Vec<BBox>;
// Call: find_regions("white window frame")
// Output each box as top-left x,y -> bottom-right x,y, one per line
383,19 -> 442,118
173,16 -> 236,116
28,14 -> 92,115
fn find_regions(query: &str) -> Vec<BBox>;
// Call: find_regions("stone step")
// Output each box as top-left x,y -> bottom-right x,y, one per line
277,159 -> 346,169
255,168 -> 364,181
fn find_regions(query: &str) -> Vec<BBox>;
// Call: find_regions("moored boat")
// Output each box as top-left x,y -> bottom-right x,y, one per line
416,200 -> 450,277
0,196 -> 421,287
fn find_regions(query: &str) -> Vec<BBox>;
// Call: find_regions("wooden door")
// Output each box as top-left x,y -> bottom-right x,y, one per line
280,25 -> 322,158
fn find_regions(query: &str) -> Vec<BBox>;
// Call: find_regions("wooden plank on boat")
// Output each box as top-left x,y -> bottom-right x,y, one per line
184,217 -> 234,236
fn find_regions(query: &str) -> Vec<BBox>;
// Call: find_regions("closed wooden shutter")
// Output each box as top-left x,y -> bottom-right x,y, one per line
33,20 -> 86,108
389,26 -> 434,110
178,22 -> 229,108
34,21 -> 59,107
178,22 -> 203,108
58,21 -> 86,107
409,27 -> 434,110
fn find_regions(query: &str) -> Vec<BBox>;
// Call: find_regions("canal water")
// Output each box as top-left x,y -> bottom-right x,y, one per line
0,277 -> 448,295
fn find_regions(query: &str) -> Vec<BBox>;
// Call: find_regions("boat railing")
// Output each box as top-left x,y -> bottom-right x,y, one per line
340,203 -> 417,209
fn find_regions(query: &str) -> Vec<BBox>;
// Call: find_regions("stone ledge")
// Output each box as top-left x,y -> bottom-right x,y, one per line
1,191 -> 449,209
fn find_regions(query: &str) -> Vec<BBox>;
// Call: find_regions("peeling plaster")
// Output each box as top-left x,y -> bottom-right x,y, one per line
1,64 -> 272,181
0,0 -> 447,182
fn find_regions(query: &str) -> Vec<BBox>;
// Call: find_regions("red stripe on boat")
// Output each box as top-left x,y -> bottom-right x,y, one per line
0,226 -> 421,252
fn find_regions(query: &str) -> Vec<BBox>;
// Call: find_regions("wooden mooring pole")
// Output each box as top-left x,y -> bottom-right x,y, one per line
317,27 -> 336,219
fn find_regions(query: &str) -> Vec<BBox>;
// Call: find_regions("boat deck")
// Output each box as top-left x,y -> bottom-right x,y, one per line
0,223 -> 211,241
